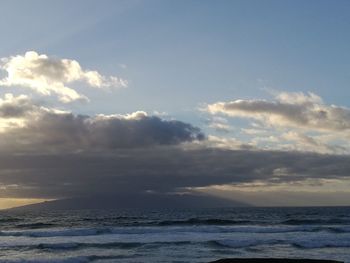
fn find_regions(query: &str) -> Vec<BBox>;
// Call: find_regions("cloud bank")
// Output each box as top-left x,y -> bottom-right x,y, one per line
0,51 -> 128,102
1,147 -> 350,199
0,89 -> 349,204
0,50 -> 349,206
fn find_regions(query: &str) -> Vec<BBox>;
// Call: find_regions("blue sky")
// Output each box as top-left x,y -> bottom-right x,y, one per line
1,0 -> 350,207
2,0 -> 350,117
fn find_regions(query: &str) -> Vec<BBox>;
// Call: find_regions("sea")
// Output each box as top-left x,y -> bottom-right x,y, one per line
0,207 -> 350,263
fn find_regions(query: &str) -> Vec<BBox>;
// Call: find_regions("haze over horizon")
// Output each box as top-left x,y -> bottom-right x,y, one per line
1,0 -> 350,209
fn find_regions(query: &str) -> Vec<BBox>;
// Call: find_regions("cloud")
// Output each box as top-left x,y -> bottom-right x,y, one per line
280,131 -> 348,154
0,93 -> 48,131
0,94 -> 349,202
207,116 -> 231,133
0,94 -> 204,152
207,91 -> 350,132
0,51 -> 128,103
196,186 -> 350,206
206,91 -> 350,154
1,146 -> 350,199
0,87 -> 349,204
0,93 -> 38,118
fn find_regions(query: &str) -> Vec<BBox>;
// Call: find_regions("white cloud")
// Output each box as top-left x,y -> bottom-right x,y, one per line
207,91 -> 350,132
0,51 -> 128,103
279,131 -> 349,154
206,91 -> 350,154
275,91 -> 323,105
241,128 -> 268,135
208,116 -> 231,132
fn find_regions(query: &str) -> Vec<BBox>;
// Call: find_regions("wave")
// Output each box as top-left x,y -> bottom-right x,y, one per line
281,219 -> 347,225
1,240 -> 194,252
0,218 -> 22,223
3,216 -> 349,228
37,241 -> 193,250
0,255 -> 130,263
157,218 -> 250,226
209,239 -> 281,249
81,216 -> 144,222
326,226 -> 350,233
0,239 -> 285,251
15,222 -> 57,229
0,228 -> 112,238
292,239 -> 350,249
36,241 -> 144,250
2,224 -> 350,238
212,238 -> 350,249
2,237 -> 350,253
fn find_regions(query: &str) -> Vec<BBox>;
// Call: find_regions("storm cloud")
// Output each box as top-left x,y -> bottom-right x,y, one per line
0,99 -> 204,152
1,147 -> 350,199
0,94 -> 211,199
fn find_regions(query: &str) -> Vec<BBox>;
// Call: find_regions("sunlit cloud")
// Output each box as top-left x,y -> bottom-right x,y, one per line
206,91 -> 350,154
0,51 -> 128,103
207,91 -> 350,132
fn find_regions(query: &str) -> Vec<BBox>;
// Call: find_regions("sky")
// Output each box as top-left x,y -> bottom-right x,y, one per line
1,0 -> 350,208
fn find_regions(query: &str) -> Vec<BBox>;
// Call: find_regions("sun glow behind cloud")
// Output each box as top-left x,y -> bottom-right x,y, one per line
0,198 -> 52,210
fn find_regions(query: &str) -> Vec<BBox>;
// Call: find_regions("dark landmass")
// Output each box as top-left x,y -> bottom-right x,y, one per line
9,193 -> 248,211
209,259 -> 343,263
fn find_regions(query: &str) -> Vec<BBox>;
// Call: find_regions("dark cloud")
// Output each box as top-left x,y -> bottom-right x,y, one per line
1,147 -> 350,199
1,110 -> 204,152
0,93 -> 350,202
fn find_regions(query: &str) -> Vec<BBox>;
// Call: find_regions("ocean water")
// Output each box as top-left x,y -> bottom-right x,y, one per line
0,207 -> 350,263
